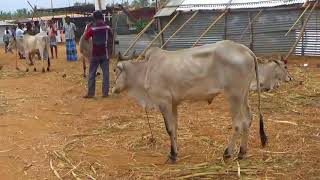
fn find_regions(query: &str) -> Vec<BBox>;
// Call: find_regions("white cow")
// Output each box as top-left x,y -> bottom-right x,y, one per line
250,59 -> 292,91
9,32 -> 51,72
113,40 -> 268,162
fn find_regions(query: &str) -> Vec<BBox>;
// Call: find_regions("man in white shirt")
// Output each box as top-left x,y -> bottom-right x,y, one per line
15,23 -> 25,59
63,16 -> 78,61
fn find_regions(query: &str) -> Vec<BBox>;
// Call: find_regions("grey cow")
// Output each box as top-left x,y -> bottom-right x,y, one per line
250,58 -> 291,92
112,40 -> 268,162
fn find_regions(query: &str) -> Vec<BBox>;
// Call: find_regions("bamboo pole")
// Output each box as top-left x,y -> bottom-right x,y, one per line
137,12 -> 180,60
192,11 -> 227,47
161,11 -> 198,49
285,0 -> 318,60
112,12 -> 120,57
285,3 -> 311,37
123,18 -> 155,56
239,9 -> 263,41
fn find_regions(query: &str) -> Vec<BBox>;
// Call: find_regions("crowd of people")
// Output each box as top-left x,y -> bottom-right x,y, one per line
2,12 -> 113,99
2,17 -> 79,60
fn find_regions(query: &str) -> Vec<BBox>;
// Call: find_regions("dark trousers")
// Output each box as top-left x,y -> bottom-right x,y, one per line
4,41 -> 9,53
87,58 -> 109,96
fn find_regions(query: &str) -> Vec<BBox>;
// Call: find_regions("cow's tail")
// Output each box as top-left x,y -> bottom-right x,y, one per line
252,52 -> 268,148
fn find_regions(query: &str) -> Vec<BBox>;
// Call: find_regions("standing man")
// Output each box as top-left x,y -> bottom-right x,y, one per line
15,23 -> 25,59
83,11 -> 113,98
3,29 -> 12,53
63,16 -> 77,61
49,20 -> 58,59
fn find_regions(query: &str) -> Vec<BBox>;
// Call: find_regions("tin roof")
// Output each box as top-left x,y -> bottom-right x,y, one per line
156,0 -> 313,16
177,0 -> 313,11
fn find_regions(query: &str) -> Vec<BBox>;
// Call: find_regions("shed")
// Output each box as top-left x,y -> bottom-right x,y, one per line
154,0 -> 320,56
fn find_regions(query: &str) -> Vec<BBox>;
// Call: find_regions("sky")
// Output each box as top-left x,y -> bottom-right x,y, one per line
0,0 -> 130,12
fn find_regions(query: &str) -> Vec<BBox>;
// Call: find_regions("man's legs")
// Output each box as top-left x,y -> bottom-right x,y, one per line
85,60 -> 99,98
100,59 -> 109,97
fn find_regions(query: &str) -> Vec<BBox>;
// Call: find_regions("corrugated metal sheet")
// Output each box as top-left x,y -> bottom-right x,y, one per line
162,12 -> 225,50
155,0 -> 184,17
115,34 -> 160,55
159,8 -> 320,56
295,10 -> 320,56
176,0 -> 314,11
253,9 -> 299,54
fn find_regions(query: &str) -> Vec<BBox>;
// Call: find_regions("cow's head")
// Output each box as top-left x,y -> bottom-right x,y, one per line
117,50 -> 137,62
112,61 -> 128,94
273,56 -> 292,82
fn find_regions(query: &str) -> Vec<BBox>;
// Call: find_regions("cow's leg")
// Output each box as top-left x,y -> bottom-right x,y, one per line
224,94 -> 243,159
47,56 -> 50,72
238,91 -> 252,159
159,103 -> 178,163
38,48 -> 45,72
82,56 -> 86,78
25,51 -> 30,72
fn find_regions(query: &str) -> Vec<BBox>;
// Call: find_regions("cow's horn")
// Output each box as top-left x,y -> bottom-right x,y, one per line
117,62 -> 124,70
280,56 -> 288,64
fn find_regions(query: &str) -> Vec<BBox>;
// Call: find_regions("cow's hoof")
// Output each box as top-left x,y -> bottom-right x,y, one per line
237,147 -> 246,160
96,72 -> 101,76
166,154 -> 177,164
47,67 -> 50,72
42,68 -> 45,73
83,75 -> 87,78
16,67 -> 20,71
34,67 -> 37,72
223,148 -> 231,160
26,68 -> 29,72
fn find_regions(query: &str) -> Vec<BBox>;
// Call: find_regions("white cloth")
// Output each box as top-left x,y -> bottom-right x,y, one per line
63,22 -> 76,40
15,28 -> 24,38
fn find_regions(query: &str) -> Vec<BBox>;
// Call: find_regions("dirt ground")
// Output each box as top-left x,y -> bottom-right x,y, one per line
0,45 -> 319,179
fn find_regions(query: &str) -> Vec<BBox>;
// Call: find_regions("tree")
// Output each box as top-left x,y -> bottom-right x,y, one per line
130,0 -> 150,8
74,1 -> 93,6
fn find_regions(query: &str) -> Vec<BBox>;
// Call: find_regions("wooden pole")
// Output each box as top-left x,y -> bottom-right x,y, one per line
161,11 -> 198,49
239,9 -> 263,41
123,18 -> 155,56
137,12 -> 180,59
112,12 -> 120,57
192,11 -> 227,47
285,3 -> 311,37
285,0 -> 318,60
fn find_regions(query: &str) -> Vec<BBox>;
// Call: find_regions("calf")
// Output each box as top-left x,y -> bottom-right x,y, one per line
250,59 -> 291,91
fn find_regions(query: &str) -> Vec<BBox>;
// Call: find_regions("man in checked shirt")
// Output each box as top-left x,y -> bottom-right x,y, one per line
83,11 -> 113,98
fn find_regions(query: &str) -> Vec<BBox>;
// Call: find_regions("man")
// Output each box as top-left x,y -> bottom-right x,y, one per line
49,20 -> 58,59
83,11 -> 113,98
15,23 -> 25,59
4,27 -> 12,36
63,16 -> 77,61
3,30 -> 12,53
24,22 -> 35,35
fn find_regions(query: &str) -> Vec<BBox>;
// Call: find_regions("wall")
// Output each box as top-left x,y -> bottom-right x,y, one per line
160,8 -> 320,56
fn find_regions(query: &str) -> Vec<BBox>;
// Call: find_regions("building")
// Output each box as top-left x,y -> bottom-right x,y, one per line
155,0 -> 320,56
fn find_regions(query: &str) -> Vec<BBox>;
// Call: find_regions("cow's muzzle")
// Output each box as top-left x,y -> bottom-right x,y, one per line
111,87 -> 120,94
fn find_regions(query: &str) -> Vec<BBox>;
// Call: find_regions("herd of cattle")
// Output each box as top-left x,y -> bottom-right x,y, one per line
5,27 -> 292,162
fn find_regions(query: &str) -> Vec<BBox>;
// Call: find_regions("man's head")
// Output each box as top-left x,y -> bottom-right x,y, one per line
93,11 -> 104,21
65,16 -> 70,24
18,23 -> 23,29
5,27 -> 9,31
26,22 -> 32,30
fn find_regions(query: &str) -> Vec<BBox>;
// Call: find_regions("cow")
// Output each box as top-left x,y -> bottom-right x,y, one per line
112,40 -> 268,163
8,32 -> 51,72
250,58 -> 292,92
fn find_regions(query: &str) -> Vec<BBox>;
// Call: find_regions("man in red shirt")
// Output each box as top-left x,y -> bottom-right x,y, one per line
83,11 -> 113,98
